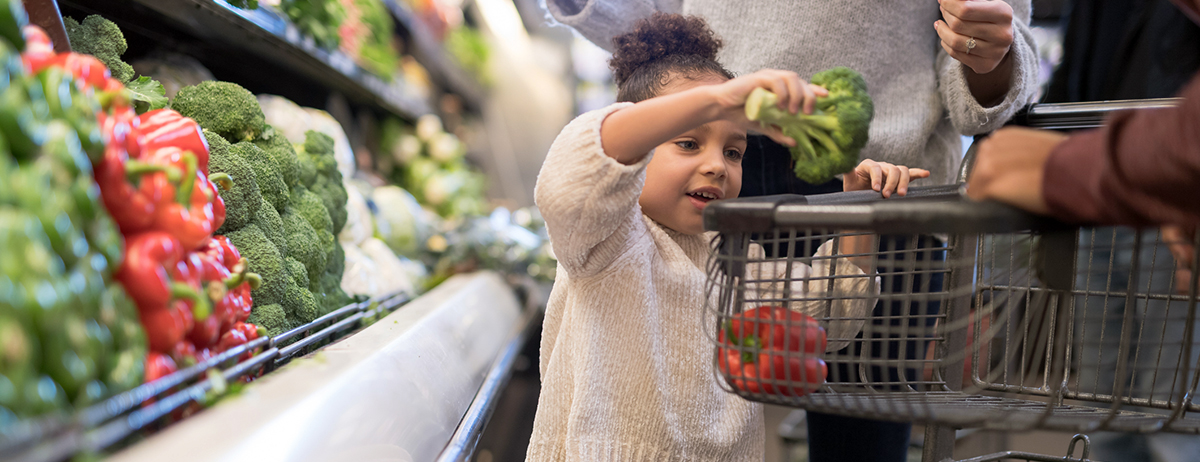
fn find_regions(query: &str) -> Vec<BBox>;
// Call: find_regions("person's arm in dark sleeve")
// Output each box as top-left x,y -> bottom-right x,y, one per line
1042,72 -> 1200,227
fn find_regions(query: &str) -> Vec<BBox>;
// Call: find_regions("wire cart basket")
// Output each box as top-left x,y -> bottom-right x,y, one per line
703,99 -> 1198,461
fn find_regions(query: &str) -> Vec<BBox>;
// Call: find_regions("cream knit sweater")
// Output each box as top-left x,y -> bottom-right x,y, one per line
546,0 -> 1040,185
529,103 -> 875,461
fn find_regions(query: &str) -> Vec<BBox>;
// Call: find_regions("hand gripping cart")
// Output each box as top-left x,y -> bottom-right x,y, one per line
702,98 -> 1199,462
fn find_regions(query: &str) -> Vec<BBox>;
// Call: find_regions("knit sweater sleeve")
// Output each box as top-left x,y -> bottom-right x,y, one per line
534,102 -> 650,278
744,240 -> 878,352
544,0 -> 681,51
938,0 -> 1040,136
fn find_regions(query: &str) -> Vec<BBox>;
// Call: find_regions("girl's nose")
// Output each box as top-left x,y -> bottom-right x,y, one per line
700,148 -> 727,179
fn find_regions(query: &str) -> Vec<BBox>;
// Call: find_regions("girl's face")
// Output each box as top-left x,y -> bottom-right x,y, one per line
639,74 -> 745,235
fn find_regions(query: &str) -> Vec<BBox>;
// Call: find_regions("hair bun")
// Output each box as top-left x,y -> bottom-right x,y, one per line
609,13 -> 723,86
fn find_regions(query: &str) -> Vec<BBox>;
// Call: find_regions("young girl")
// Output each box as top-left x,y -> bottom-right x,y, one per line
528,13 -> 929,461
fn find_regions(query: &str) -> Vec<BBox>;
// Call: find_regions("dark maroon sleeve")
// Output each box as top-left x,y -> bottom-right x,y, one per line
1042,72 -> 1200,227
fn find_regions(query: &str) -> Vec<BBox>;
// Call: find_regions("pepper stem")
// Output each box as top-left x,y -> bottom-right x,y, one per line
224,258 -> 263,291
209,173 -> 233,191
169,281 -> 212,321
126,160 -> 182,183
176,151 -> 198,206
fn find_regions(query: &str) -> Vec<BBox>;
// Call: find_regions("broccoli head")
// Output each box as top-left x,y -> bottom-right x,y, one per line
224,224 -> 287,307
744,66 -> 874,184
317,273 -> 351,314
281,280 -> 319,326
325,241 -> 345,280
284,256 -> 309,290
64,16 -> 134,82
251,196 -> 288,257
310,174 -> 347,234
171,81 -> 265,143
247,303 -> 289,337
281,209 -> 326,284
230,142 -> 289,212
206,129 -> 262,234
290,185 -> 335,240
253,126 -> 301,187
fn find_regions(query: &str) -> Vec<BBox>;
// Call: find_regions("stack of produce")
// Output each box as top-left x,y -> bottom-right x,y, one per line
170,82 -> 351,336
379,114 -> 487,219
279,0 -> 347,50
337,0 -> 402,79
51,16 -> 266,379
0,13 -> 146,422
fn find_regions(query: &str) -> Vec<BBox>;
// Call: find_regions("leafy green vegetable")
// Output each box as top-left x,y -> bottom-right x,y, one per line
126,76 -> 169,114
279,0 -> 345,50
744,66 -> 874,184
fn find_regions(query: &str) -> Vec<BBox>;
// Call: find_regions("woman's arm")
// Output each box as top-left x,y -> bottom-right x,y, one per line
936,0 -> 1040,135
545,0 -> 680,51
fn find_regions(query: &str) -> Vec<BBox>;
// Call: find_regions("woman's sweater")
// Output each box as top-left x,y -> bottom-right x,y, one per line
546,0 -> 1040,185
529,103 -> 875,461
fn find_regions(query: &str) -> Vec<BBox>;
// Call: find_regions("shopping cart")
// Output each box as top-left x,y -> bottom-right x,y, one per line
702,99 -> 1198,461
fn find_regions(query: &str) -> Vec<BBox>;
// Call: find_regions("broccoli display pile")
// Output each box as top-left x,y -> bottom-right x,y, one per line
172,81 -> 350,329
744,66 -> 874,184
63,15 -> 133,82
62,15 -> 168,113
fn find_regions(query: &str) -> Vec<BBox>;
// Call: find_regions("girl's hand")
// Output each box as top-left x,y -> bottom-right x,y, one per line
844,160 -> 931,198
709,69 -> 828,147
935,0 -> 1014,74
1162,226 -> 1196,295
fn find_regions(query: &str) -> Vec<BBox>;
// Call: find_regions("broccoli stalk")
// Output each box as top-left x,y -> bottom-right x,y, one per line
744,66 -> 874,184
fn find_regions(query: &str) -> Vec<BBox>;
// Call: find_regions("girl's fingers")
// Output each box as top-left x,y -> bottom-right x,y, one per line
910,168 -> 931,179
896,167 -> 912,196
787,77 -> 805,114
869,162 -> 884,191
881,163 -> 901,198
770,76 -> 790,110
756,124 -> 795,147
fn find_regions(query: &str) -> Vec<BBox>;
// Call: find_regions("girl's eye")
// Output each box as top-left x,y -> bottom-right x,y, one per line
725,149 -> 744,161
675,140 -> 698,150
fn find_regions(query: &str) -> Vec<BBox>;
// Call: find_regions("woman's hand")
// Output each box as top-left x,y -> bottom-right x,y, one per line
843,159 -> 930,198
934,0 -> 1014,75
709,69 -> 827,147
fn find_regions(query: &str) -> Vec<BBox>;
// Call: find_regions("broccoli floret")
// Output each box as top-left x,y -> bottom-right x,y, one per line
64,16 -> 134,82
317,272 -> 351,314
171,81 -> 265,143
295,131 -> 348,233
247,303 -> 289,337
253,126 -> 301,187
281,280 -> 319,326
310,175 -> 347,234
229,142 -> 288,212
206,129 -> 262,234
744,66 -> 874,184
224,224 -> 287,307
325,241 -> 344,280
251,196 -> 288,257
290,185 -> 335,244
284,256 -> 308,289
281,209 -> 326,284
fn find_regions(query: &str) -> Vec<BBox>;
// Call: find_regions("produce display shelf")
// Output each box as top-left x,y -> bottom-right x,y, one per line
0,290 -> 412,462
102,0 -> 436,120
382,0 -> 488,109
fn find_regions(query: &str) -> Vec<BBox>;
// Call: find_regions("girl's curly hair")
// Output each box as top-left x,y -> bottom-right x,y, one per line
609,13 -> 734,102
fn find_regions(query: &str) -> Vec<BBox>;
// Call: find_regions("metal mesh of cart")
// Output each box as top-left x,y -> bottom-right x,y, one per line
703,192 -> 1200,434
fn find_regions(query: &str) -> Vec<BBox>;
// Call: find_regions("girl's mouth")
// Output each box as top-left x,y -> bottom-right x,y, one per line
687,191 -> 718,209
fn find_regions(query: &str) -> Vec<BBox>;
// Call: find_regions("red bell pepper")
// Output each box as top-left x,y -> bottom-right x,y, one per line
116,232 -> 212,352
20,25 -> 55,72
127,109 -> 210,172
44,52 -> 110,89
717,306 -> 828,397
144,352 -> 178,383
145,147 -> 220,250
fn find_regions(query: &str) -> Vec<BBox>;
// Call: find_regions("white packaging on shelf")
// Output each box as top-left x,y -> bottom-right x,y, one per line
339,181 -> 374,245
257,94 -> 357,178
340,242 -> 380,297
